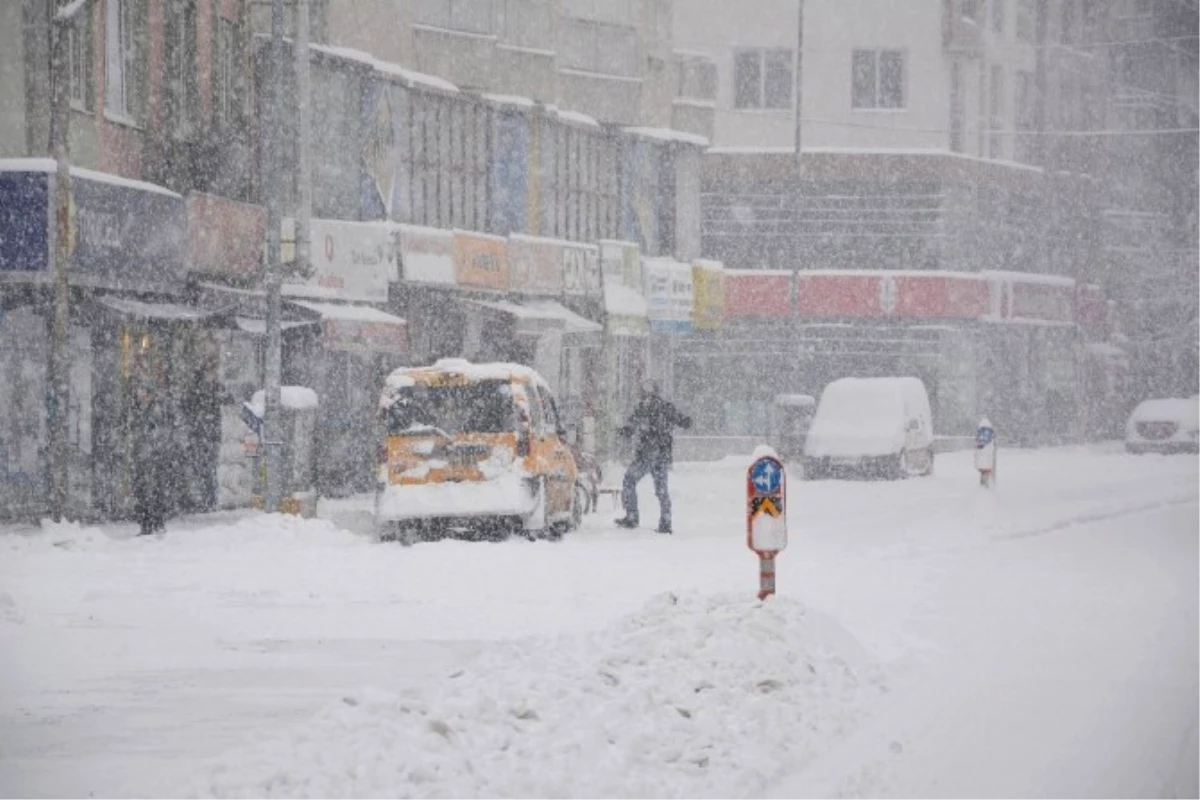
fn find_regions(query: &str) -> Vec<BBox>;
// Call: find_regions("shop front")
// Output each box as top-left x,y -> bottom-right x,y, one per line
278,216 -> 409,497
0,160 -> 203,520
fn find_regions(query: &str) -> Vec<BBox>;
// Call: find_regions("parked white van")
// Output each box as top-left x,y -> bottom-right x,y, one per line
803,377 -> 935,480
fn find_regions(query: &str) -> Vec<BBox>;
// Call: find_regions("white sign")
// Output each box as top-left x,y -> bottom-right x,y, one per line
397,224 -> 455,285
282,218 -> 395,303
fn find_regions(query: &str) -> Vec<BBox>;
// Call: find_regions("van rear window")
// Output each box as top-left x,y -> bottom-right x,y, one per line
384,380 -> 515,435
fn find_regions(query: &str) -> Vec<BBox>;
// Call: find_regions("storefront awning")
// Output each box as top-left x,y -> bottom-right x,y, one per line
234,318 -> 320,335
463,298 -> 602,346
290,299 -> 408,354
93,295 -> 234,324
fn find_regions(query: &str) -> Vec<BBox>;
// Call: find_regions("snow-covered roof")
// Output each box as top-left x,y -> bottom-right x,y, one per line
290,300 -> 407,326
622,127 -> 710,148
549,106 -> 601,129
0,158 -> 181,198
387,359 -> 549,389
481,93 -> 536,109
309,43 -> 459,94
520,300 -> 602,334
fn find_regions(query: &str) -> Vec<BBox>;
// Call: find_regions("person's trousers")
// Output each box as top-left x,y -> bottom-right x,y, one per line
622,456 -> 670,526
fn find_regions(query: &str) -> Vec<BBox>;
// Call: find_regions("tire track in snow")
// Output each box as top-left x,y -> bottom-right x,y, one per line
990,494 -> 1198,542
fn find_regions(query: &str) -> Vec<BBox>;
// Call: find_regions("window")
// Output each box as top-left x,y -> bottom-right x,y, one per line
536,386 -> 560,435
989,65 -> 1005,159
950,61 -> 965,151
66,10 -> 91,110
501,0 -> 551,49
1014,70 -> 1036,162
561,17 -> 638,76
417,0 -> 494,34
990,0 -> 1004,33
677,55 -> 717,101
852,49 -> 905,109
105,0 -> 142,121
1016,0 -> 1035,42
214,17 -> 238,127
166,0 -> 198,138
961,0 -> 979,22
733,48 -> 792,109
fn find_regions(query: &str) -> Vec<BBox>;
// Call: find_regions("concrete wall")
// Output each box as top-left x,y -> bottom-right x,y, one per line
675,0 -> 1035,154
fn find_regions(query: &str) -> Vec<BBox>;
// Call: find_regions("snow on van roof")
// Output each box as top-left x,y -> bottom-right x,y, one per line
385,360 -> 548,389
1130,398 -> 1199,426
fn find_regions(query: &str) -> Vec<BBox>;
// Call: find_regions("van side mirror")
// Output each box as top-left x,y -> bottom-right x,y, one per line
906,419 -> 920,431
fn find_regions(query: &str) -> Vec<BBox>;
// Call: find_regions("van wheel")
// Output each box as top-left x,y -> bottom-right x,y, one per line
923,448 -> 935,476
523,478 -> 548,539
888,452 -> 906,480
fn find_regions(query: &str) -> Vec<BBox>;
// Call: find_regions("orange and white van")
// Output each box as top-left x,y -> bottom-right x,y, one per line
374,359 -> 579,544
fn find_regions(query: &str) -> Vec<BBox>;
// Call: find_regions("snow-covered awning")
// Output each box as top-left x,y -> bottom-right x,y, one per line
290,300 -> 409,354
461,298 -> 602,346
93,295 -> 232,324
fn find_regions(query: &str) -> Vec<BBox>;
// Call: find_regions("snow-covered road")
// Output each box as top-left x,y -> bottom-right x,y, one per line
0,446 -> 1195,797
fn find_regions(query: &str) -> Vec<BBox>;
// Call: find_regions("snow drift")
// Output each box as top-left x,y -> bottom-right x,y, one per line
193,592 -> 887,799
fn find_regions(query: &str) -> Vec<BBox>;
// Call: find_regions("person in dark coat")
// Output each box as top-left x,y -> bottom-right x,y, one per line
184,345 -> 225,512
614,380 -> 692,534
131,368 -> 169,536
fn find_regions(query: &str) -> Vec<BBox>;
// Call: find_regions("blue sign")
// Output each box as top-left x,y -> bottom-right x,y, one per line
0,170 -> 50,272
976,427 -> 995,447
0,162 -> 186,289
750,457 -> 783,495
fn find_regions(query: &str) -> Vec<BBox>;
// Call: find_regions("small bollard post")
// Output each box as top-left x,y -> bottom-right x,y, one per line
747,445 -> 788,599
975,417 -> 996,489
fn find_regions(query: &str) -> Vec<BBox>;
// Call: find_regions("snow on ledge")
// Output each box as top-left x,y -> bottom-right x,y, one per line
0,158 -> 181,198
309,43 -> 459,94
623,126 -> 709,148
801,146 -> 1045,174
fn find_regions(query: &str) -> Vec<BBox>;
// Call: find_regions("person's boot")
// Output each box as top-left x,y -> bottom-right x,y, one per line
614,517 -> 638,529
656,521 -> 672,534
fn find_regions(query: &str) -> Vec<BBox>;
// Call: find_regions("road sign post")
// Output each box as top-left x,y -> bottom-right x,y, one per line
747,446 -> 788,600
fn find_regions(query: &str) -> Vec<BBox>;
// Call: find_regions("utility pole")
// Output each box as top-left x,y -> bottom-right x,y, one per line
264,0 -> 284,512
296,0 -> 312,275
49,0 -> 89,522
793,0 -> 804,164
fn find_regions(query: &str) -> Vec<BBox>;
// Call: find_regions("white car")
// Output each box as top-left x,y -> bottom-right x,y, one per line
803,377 -> 935,480
1124,397 -> 1199,455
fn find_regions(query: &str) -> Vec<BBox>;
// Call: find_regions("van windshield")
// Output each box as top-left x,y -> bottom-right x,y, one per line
383,380 -> 516,435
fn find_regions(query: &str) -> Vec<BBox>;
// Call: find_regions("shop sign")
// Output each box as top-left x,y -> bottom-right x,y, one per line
600,240 -> 642,288
795,271 -> 989,320
562,242 -> 601,297
727,270 -> 793,317
1009,280 -> 1074,324
454,230 -> 508,292
398,224 -> 455,285
187,192 -> 264,279
325,318 -> 408,354
0,162 -> 185,288
644,257 -> 693,335
692,260 -> 725,330
508,234 -> 563,295
281,217 -> 395,303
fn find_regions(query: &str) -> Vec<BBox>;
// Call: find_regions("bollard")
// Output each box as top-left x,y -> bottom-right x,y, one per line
975,417 -> 996,489
747,445 -> 788,599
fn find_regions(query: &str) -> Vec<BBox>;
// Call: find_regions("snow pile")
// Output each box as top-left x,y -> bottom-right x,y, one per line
195,592 -> 886,799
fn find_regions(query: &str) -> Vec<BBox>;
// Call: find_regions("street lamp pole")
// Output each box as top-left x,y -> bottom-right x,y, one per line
48,0 -> 89,522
